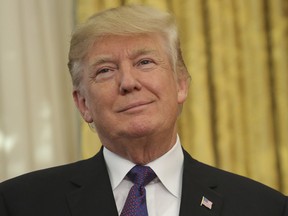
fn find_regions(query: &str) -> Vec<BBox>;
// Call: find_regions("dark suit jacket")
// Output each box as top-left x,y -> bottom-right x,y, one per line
0,148 -> 287,216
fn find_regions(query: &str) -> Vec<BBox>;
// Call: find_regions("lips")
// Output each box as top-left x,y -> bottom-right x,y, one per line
117,101 -> 154,113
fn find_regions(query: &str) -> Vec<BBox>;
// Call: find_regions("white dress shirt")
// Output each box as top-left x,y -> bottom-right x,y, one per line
103,136 -> 184,216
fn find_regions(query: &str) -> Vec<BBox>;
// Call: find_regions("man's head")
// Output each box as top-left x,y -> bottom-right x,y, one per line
68,5 -> 189,89
68,5 -> 190,163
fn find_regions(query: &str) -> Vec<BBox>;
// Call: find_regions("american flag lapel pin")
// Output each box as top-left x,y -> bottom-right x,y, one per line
200,196 -> 213,210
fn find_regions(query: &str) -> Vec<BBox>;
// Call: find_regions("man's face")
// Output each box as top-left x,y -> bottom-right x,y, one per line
74,34 -> 188,147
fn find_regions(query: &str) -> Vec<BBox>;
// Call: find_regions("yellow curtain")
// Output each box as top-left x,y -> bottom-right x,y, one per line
75,0 -> 288,194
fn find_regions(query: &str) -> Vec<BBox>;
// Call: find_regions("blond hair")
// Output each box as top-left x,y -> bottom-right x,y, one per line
68,5 -> 189,88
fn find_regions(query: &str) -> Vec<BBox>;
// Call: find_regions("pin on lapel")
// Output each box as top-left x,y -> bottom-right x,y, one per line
200,196 -> 213,210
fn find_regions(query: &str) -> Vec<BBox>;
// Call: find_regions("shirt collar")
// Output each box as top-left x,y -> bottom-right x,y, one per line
103,135 -> 184,198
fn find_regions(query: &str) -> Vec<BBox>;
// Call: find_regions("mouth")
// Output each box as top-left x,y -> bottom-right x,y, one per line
117,101 -> 154,113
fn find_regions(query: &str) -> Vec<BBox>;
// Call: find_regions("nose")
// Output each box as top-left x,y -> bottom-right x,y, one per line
118,65 -> 142,95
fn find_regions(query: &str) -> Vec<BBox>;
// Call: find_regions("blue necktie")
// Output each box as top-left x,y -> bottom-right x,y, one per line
120,165 -> 156,216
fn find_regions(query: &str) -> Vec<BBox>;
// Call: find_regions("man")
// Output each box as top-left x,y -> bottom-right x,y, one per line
0,5 -> 287,216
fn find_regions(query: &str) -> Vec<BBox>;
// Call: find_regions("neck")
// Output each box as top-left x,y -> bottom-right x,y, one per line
100,127 -> 178,165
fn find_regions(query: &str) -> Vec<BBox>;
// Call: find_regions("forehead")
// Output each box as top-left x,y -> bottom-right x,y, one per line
87,34 -> 168,60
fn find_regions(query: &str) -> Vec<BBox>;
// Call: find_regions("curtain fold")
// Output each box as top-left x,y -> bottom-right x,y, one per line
76,0 -> 288,194
0,0 -> 78,181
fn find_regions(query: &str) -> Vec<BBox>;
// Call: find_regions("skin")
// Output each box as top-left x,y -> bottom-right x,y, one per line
73,33 -> 189,165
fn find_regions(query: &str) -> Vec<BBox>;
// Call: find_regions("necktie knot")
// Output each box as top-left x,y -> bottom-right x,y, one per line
127,165 -> 156,187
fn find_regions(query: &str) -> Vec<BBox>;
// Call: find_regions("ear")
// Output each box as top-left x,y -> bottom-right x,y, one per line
177,76 -> 190,104
73,89 -> 93,123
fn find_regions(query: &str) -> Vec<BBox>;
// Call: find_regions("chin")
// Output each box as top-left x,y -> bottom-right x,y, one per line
121,128 -> 154,138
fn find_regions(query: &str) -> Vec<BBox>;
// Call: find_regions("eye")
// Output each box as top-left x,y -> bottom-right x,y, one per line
136,59 -> 156,70
91,67 -> 116,82
139,59 -> 153,65
97,68 -> 111,74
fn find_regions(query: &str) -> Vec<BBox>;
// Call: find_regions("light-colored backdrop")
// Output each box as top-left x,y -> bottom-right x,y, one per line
0,0 -> 79,181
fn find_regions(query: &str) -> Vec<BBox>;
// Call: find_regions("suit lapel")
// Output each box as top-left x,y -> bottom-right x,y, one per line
179,150 -> 223,216
65,147 -> 224,216
66,149 -> 118,216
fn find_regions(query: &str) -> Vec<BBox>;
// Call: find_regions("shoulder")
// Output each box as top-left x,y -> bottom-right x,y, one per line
183,149 -> 283,194
0,151 -> 104,194
0,152 -> 106,215
183,150 -> 288,215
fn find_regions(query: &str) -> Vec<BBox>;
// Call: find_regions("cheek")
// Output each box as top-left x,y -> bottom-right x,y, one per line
153,82 -> 178,110
163,77 -> 179,98
148,71 -> 177,90
87,86 -> 116,114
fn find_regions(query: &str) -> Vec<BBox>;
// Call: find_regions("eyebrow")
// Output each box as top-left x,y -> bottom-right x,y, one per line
88,48 -> 159,70
88,55 -> 114,68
